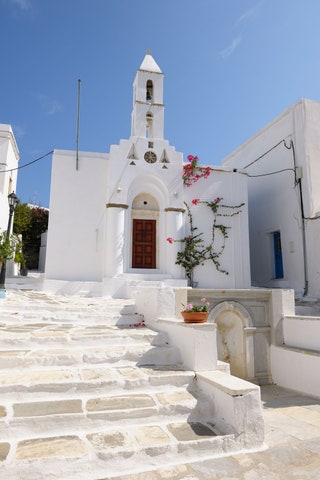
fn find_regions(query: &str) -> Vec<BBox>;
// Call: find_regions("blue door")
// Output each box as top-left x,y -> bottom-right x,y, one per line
273,231 -> 284,278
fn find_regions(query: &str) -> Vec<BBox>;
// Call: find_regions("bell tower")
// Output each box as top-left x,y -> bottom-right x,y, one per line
131,51 -> 164,140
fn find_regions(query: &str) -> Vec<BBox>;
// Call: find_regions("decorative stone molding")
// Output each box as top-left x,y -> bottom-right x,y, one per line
209,300 -> 252,325
106,203 -> 128,209
135,100 -> 164,105
164,207 -> 185,213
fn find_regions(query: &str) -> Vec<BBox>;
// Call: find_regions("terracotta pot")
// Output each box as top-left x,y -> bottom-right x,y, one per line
181,311 -> 208,323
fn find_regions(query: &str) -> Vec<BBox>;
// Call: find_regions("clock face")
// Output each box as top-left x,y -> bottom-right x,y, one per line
144,151 -> 157,164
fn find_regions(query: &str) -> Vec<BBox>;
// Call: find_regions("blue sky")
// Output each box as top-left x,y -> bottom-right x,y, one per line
1,0 -> 320,207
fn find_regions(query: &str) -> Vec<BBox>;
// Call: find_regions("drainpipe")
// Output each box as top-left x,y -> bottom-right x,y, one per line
284,139 -> 308,297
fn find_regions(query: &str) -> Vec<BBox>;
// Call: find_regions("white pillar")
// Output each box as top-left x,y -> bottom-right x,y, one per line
244,327 -> 256,380
105,203 -> 128,277
165,207 -> 185,278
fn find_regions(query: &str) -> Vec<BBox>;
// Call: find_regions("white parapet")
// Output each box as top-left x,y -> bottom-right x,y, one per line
157,318 -> 217,371
196,370 -> 265,450
283,315 -> 320,351
270,345 -> 320,398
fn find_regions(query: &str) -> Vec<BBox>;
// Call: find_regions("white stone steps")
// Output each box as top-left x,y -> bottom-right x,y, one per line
0,291 -> 143,327
0,343 -> 160,368
0,324 -> 160,348
1,388 -> 202,442
0,291 -> 236,478
0,421 -> 230,480
0,312 -> 145,327
0,364 -> 194,397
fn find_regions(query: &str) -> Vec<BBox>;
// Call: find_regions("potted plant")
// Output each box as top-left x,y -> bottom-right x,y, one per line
181,298 -> 210,323
14,243 -> 27,276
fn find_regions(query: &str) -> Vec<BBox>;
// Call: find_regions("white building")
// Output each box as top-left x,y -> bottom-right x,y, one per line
223,99 -> 320,300
45,53 -> 250,296
0,124 -> 19,232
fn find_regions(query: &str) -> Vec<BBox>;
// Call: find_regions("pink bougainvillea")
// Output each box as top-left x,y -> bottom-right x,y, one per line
182,155 -> 211,187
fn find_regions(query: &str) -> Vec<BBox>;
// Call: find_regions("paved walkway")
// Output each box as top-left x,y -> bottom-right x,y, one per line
107,384 -> 320,480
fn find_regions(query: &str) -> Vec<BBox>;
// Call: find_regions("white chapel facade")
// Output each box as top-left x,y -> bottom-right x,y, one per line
45,53 -> 250,296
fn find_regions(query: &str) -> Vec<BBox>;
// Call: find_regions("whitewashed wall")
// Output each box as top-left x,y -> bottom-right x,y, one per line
0,124 -> 19,232
223,99 -> 320,298
45,150 -> 108,281
182,168 -> 250,289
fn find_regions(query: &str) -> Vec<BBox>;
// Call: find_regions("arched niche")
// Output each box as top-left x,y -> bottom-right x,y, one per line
209,301 -> 255,381
146,80 -> 153,102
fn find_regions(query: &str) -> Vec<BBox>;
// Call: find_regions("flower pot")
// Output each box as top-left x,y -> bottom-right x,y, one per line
181,311 -> 208,323
20,266 -> 28,277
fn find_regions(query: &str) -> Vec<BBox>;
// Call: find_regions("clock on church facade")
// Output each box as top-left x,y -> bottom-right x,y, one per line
144,151 -> 157,163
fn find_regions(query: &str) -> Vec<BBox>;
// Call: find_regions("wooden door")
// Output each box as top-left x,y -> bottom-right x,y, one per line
132,219 -> 156,269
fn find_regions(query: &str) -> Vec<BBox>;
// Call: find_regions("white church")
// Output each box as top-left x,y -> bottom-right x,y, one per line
0,55 -> 319,473
42,53 -> 320,400
0,53 -> 318,398
45,52 -> 250,297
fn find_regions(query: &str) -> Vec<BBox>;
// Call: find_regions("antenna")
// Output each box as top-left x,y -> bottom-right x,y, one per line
76,78 -> 82,170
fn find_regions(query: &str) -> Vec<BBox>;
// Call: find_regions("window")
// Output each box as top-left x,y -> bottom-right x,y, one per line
273,231 -> 284,278
146,80 -> 153,102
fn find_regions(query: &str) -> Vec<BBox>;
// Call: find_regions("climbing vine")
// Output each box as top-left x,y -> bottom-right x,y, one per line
167,197 -> 244,285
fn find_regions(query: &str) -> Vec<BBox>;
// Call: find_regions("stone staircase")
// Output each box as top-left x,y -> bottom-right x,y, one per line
0,291 -> 231,480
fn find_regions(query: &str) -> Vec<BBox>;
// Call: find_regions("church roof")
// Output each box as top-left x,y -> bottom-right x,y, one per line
139,52 -> 162,73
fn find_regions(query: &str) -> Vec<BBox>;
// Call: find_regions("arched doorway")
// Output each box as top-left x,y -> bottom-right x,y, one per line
131,193 -> 159,269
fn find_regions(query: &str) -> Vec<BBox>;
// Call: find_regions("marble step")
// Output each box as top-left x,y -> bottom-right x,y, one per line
0,421 -> 231,480
0,343 -> 151,367
0,343 -> 182,372
0,387 -> 204,441
0,311 -> 145,326
0,364 -> 194,396
0,323 -> 160,348
0,293 -> 142,327
2,292 -> 137,313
